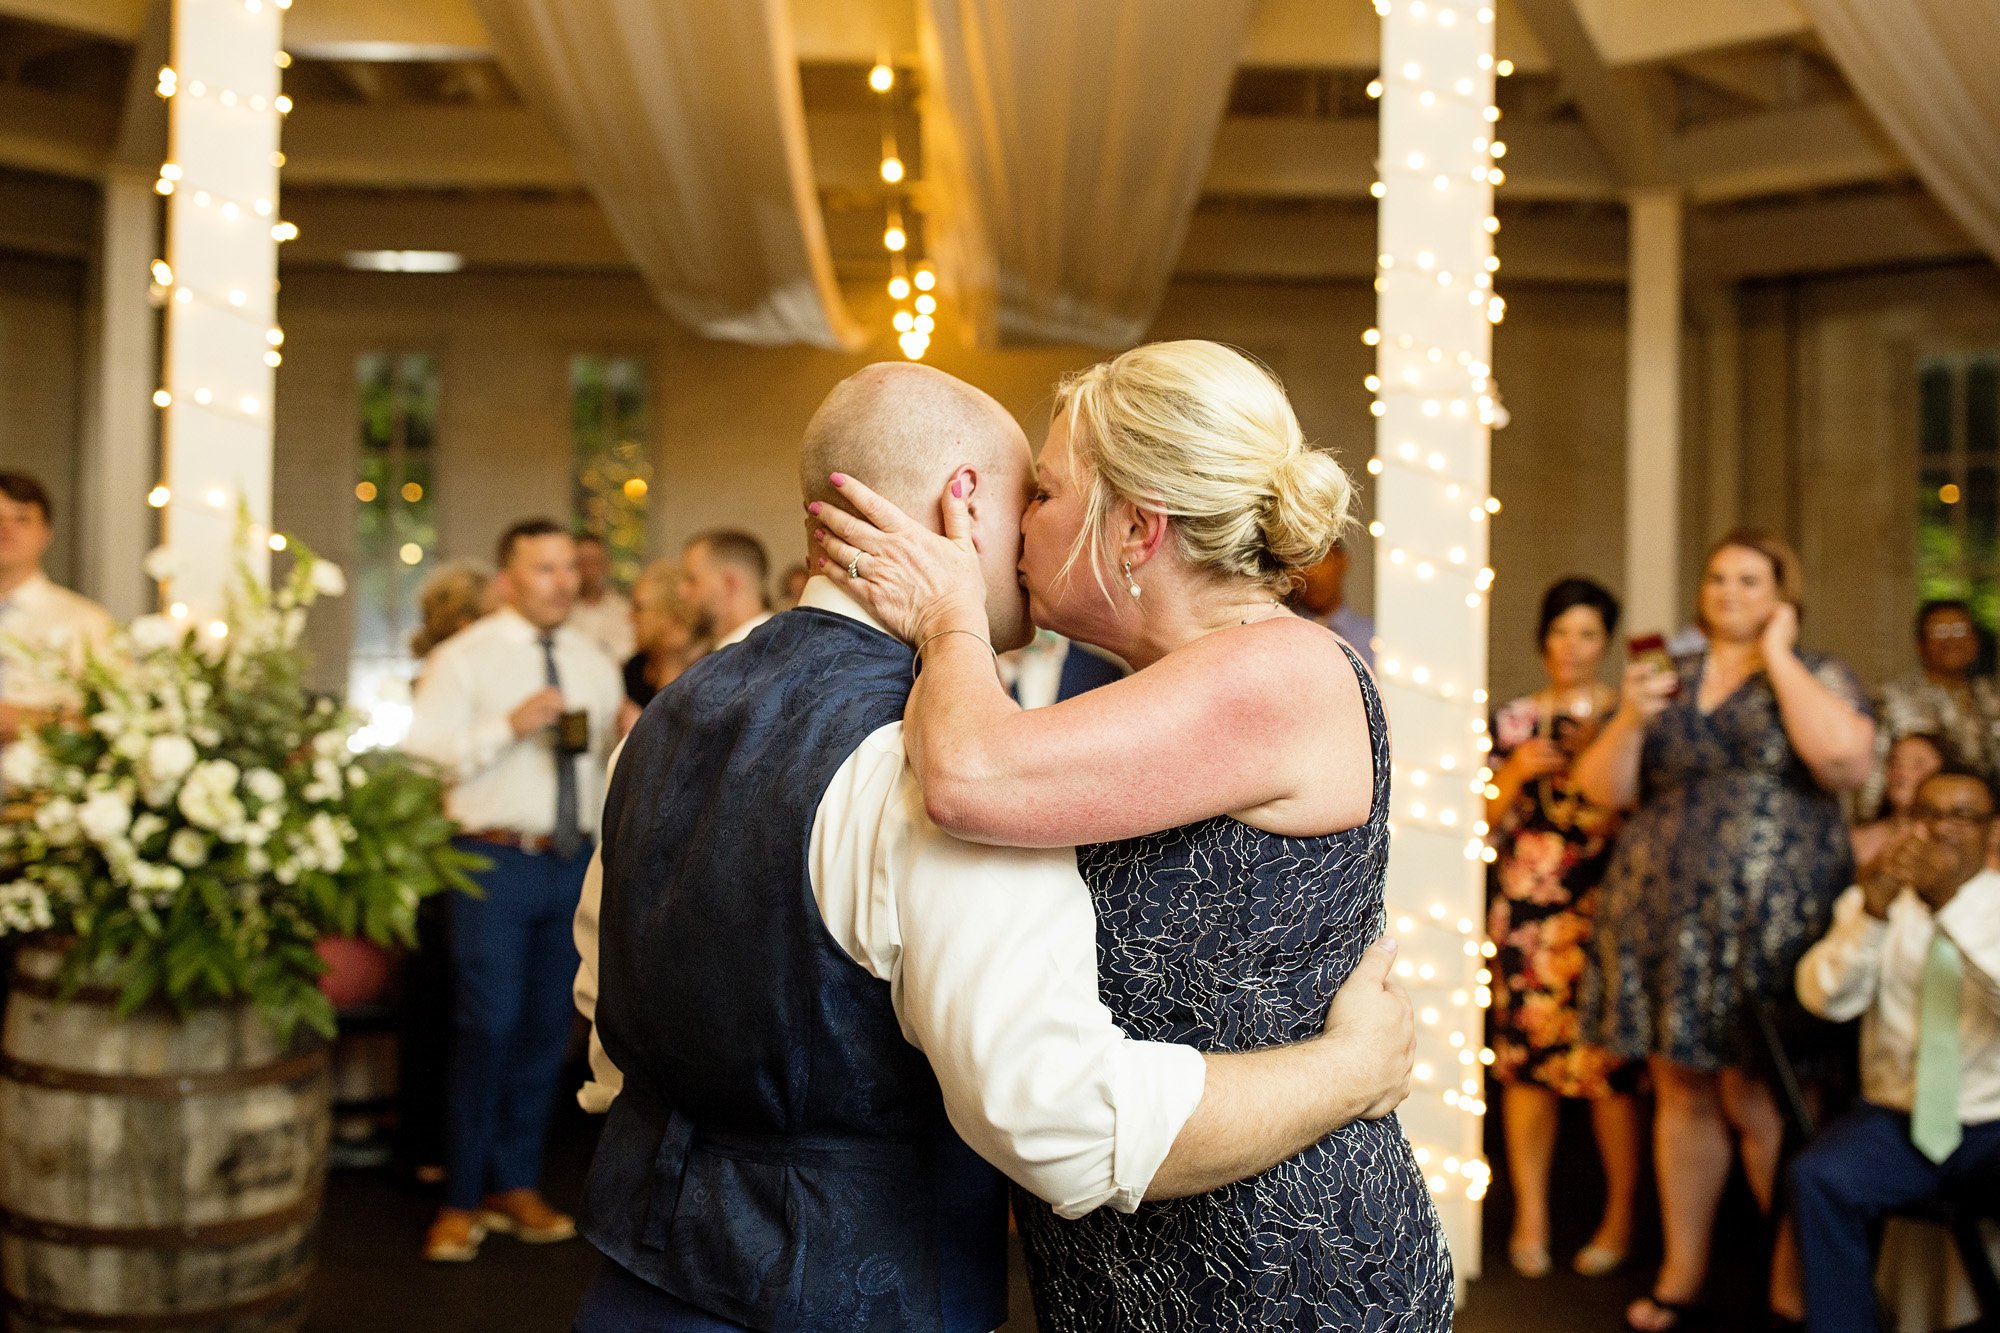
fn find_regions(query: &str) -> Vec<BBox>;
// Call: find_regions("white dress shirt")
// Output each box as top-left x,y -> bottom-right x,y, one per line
404,606 -> 624,838
997,631 -> 1070,710
716,610 -> 773,650
573,579 -> 1207,1218
569,591 -> 635,665
0,571 -> 115,709
1796,869 -> 2000,1122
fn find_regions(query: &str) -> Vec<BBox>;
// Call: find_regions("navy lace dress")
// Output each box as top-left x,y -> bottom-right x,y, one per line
1015,642 -> 1454,1332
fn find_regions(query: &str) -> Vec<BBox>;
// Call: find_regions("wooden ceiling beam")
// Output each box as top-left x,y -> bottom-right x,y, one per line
1665,98 -> 1904,203
1689,187 -> 1977,281
1509,0 -> 1663,185
0,0 -> 143,42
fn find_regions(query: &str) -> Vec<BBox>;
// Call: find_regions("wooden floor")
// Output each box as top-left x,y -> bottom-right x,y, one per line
308,1093 -> 1782,1331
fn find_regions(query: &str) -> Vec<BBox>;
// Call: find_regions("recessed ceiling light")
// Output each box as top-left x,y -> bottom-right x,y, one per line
344,250 -> 464,273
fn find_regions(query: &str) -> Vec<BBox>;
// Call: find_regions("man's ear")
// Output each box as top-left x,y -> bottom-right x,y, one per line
946,464 -> 980,515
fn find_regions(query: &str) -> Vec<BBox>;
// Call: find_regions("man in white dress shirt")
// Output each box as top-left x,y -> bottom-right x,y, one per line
1791,766 -> 2000,1333
571,365 -> 1417,1330
676,530 -> 771,650
0,472 -> 114,746
568,534 -> 636,665
405,518 -> 624,1263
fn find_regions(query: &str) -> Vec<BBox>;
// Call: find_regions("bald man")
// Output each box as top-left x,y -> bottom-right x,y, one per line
572,364 -> 1415,1331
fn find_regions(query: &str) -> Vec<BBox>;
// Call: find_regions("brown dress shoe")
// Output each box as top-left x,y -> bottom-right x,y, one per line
422,1208 -> 486,1262
478,1189 -> 577,1243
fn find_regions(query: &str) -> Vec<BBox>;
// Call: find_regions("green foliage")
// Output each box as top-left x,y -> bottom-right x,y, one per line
0,518 -> 483,1042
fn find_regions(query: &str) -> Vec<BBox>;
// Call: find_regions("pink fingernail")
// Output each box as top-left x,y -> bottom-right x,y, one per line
830,473 -> 846,487
817,556 -> 827,569
808,501 -> 822,515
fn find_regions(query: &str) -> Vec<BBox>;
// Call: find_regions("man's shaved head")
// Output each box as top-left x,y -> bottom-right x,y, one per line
799,363 -> 1025,514
797,362 -> 1037,651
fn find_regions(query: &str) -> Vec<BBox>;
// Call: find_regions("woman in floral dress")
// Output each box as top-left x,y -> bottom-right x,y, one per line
1486,578 -> 1643,1280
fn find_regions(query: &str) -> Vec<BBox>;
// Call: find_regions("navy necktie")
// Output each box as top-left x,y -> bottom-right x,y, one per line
541,632 -> 581,859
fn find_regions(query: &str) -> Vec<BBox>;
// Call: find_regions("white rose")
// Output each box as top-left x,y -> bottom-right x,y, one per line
245,768 -> 284,803
34,797 -> 80,847
146,735 -> 198,786
168,828 -> 207,868
128,614 -> 186,653
0,735 -> 46,790
130,812 -> 167,846
77,791 -> 134,845
309,561 -> 347,597
141,545 -> 184,583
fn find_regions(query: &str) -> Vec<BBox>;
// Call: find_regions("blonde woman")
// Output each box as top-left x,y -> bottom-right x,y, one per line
811,341 -> 1452,1330
616,561 -> 707,738
410,563 -> 492,668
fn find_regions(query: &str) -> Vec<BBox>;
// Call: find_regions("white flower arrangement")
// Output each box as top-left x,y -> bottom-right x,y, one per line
0,520 -> 481,1038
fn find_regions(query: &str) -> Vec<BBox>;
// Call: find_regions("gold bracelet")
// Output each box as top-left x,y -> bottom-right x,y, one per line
913,628 -> 996,677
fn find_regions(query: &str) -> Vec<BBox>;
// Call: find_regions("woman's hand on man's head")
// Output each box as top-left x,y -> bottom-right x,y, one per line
809,472 -> 990,646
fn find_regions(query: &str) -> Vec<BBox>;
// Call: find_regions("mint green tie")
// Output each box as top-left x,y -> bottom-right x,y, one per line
1911,930 -> 1964,1165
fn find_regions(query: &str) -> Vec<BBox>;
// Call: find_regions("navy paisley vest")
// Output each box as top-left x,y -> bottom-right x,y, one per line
583,609 -> 1009,1332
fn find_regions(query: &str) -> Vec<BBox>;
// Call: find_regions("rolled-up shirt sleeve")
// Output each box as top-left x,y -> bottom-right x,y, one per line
810,725 -> 1207,1219
1796,886 -> 1890,1023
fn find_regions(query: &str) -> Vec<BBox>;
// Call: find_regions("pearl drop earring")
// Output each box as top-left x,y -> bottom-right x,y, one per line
1123,560 -> 1142,599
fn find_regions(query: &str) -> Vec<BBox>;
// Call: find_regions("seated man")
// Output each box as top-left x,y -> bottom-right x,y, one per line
1792,765 -> 2000,1333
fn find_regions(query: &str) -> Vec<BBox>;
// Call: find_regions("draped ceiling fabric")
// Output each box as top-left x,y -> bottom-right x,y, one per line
1802,0 -> 2000,263
470,0 -> 863,348
919,0 -> 1255,349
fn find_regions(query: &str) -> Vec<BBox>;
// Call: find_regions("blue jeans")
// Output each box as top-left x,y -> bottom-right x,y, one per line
574,1257 -> 753,1332
445,838 -> 591,1210
1789,1101 -> 2000,1333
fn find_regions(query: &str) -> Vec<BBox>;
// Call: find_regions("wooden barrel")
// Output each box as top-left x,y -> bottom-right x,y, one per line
0,946 -> 330,1333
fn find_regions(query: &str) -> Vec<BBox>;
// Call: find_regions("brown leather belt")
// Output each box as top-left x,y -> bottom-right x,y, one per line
461,828 -> 558,854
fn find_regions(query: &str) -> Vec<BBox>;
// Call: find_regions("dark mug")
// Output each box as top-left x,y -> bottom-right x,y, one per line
555,708 -> 591,755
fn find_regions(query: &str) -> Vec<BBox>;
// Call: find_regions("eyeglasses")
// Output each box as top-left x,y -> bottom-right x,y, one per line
1910,804 -> 1992,827
1925,622 -> 1975,641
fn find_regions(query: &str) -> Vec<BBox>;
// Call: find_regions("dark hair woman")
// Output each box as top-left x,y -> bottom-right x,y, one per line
1484,577 -> 1642,1280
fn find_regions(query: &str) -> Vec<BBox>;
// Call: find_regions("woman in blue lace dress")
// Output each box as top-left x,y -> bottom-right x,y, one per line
814,341 -> 1453,1331
1574,531 -> 1876,1332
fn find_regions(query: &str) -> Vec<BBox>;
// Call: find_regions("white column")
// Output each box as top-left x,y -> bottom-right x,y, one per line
1369,0 -> 1500,1276
1624,188 -> 1683,634
78,168 -> 161,622
154,0 -> 287,626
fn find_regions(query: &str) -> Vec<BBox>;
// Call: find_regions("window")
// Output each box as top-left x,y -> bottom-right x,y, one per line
349,351 -> 441,747
570,354 -> 652,586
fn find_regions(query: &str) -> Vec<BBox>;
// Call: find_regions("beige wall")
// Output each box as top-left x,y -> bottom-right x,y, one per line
14,239 -> 2000,703
270,267 -> 1640,697
0,253 -> 87,586
1736,262 -> 2000,689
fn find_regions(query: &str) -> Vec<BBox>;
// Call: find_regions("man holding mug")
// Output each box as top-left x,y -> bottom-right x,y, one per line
406,518 -> 624,1262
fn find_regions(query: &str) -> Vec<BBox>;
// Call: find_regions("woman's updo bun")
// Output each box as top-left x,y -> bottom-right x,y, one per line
1052,340 -> 1355,597
1262,447 -> 1354,573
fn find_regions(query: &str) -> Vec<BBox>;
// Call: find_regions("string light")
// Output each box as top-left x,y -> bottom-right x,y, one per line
1369,0 -> 1501,1259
